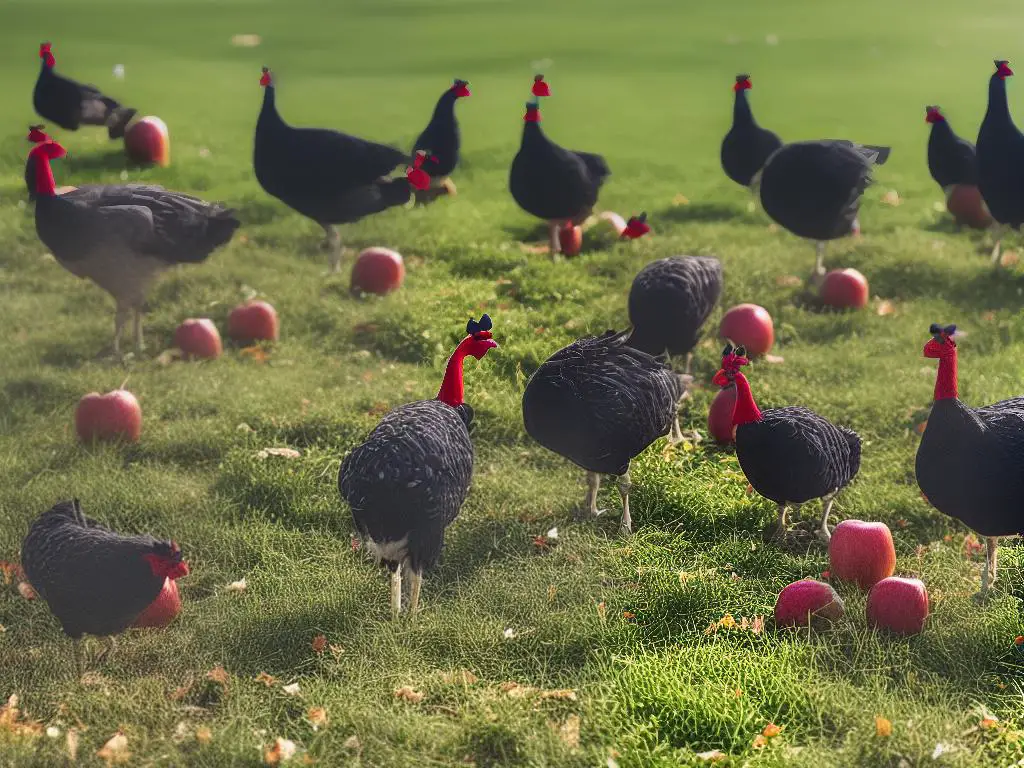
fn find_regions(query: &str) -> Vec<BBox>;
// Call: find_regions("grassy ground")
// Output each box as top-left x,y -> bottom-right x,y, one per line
1,0 -> 1024,764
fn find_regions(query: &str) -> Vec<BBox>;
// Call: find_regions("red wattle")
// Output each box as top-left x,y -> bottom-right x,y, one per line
731,372 -> 763,425
407,167 -> 430,191
734,79 -> 752,92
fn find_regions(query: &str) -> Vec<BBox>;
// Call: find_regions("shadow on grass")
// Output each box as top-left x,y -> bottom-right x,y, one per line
870,260 -> 1024,310
655,202 -> 755,225
64,148 -> 129,175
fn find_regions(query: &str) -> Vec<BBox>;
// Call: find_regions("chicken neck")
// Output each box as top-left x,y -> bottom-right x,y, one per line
731,372 -> 763,425
932,349 -> 958,401
436,343 -> 470,407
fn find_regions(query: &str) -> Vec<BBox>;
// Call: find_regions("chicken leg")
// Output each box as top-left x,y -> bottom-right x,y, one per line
816,490 -> 839,542
132,309 -> 145,352
548,221 -> 561,255
390,564 -> 402,619
323,224 -> 343,273
979,536 -> 1000,598
989,225 -> 1006,266
577,471 -> 604,520
768,503 -> 789,542
407,569 -> 423,616
617,469 -> 633,535
811,241 -> 827,283
112,303 -> 130,357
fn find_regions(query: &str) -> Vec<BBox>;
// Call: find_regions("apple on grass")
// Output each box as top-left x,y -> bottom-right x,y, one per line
868,577 -> 929,636
708,384 -> 738,444
719,303 -> 774,356
774,579 -> 845,628
124,116 -> 170,167
227,301 -> 279,344
174,318 -> 222,360
819,268 -> 869,310
75,389 -> 142,443
828,520 -> 896,590
946,184 -> 992,230
351,248 -> 405,295
131,578 -> 182,628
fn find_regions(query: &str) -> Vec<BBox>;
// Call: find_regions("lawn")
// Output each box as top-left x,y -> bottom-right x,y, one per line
1,0 -> 1024,765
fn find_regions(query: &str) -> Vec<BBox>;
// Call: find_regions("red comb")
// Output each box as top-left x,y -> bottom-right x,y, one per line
27,125 -> 49,143
39,42 -> 51,56
407,154 -> 431,190
259,68 -> 272,87
733,78 -> 752,92
532,75 -> 550,97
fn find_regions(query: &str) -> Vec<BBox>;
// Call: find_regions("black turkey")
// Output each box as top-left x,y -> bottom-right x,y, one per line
411,79 -> 470,204
339,315 -> 498,617
915,323 -> 1024,596
522,329 -> 689,533
926,106 -> 978,192
720,74 -> 782,190
714,345 -> 861,541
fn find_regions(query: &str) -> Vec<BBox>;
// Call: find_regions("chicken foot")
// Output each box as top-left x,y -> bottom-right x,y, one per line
576,471 -> 605,521
978,536 -> 1000,599
323,224 -> 343,273
989,224 -> 1007,266
810,241 -> 827,285
617,469 -> 633,535
548,221 -> 561,255
816,490 -> 839,542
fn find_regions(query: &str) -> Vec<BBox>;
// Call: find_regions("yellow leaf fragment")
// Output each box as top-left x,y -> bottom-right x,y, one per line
96,731 -> 130,764
393,686 -> 425,704
875,716 -> 892,737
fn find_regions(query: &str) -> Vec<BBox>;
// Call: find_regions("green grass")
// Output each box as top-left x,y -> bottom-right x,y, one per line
1,0 -> 1024,764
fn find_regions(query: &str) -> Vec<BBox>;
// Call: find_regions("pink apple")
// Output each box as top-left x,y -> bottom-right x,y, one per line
124,116 -> 170,167
718,303 -> 774,356
559,225 -> 583,256
227,300 -> 279,343
868,577 -> 929,636
829,520 -> 896,590
819,268 -> 869,310
708,384 -> 738,444
75,389 -> 143,443
131,577 -> 182,628
174,318 -> 222,360
774,579 -> 845,628
351,247 -> 405,295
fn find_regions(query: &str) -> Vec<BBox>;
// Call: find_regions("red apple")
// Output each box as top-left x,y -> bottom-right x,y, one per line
819,268 -> 869,310
227,301 -> 279,344
829,520 -> 896,590
774,579 -> 845,628
946,184 -> 993,229
351,247 -> 405,295
559,225 -> 583,256
124,116 -> 170,167
174,318 -> 222,360
75,389 -> 142,443
718,303 -> 774,356
131,577 -> 182,628
868,576 -> 929,636
708,384 -> 738,444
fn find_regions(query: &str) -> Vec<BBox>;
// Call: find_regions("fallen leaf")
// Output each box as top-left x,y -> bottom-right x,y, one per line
763,354 -> 785,364
622,611 -> 636,620
255,672 -> 277,687
97,731 -> 130,764
264,737 -> 297,764
519,243 -> 550,255
343,735 -> 361,751
500,682 -> 535,698
539,689 -> 577,701
258,447 -> 301,459
963,535 -> 983,559
980,716 -> 999,730
547,584 -> 558,603
1014,636 -> 1024,646
596,602 -> 607,621
17,582 -> 37,600
231,33 -> 262,47
558,714 -> 581,748
875,716 -> 893,737
0,561 -> 24,584
282,683 -> 301,696
733,688 -> 743,698
881,190 -> 901,206
311,635 -> 327,654
224,579 -> 247,593
762,723 -> 783,738
503,628 -> 517,639
752,734 -> 768,749
696,750 -> 728,762
1001,250 -> 1020,267
672,194 -> 690,206
439,670 -> 478,686
207,666 -> 230,686
821,570 -> 831,579
931,743 -> 948,759
66,729 -> 79,760
196,726 -> 213,745
350,537 -> 361,552
240,346 -> 270,364
393,686 -> 425,704
307,707 -> 328,729
876,300 -> 895,316
775,275 -> 803,287
532,535 -> 551,551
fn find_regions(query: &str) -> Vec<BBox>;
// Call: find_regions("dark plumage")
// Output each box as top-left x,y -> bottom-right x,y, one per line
29,141 -> 239,355
977,60 -> 1024,263
33,43 -> 135,139
627,256 -> 724,367
926,107 -> 978,190
253,68 -> 412,271
758,139 -> 890,278
21,499 -> 188,669
339,317 -> 498,617
715,346 -> 860,540
522,329 -> 689,533
916,323 -> 1024,595
410,79 -> 470,204
509,97 -> 610,254
721,75 -> 783,188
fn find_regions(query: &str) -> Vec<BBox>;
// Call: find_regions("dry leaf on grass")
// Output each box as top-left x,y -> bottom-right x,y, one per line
696,751 -> 727,762
231,34 -> 262,47
762,723 -> 783,738
307,707 -> 328,729
17,582 -> 36,600
672,194 -> 690,206
207,666 -> 230,686
0,561 -> 25,585
343,735 -> 362,751
0,694 -> 43,739
393,686 -> 425,704
881,190 -> 901,206
66,729 -> 79,760
519,243 -> 550,255
282,683 -> 301,696
195,726 -> 213,744
775,275 -> 803,287
500,682 -> 535,698
224,579 -> 247,593
1001,250 -> 1020,267
557,714 -> 581,748
258,447 -> 301,459
255,672 -> 277,687
240,346 -> 270,364
539,689 -> 578,701
311,635 -> 327,654
97,731 -> 130,764
439,670 -> 478,686
752,734 -> 768,749
876,300 -> 896,316
979,716 -> 999,730
264,737 -> 297,764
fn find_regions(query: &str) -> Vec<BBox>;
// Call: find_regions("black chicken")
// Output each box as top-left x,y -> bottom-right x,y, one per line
758,139 -> 890,281
916,323 -> 1024,597
29,141 -> 239,356
926,106 -> 978,192
720,74 -> 783,190
33,43 -> 136,139
977,60 -> 1024,264
339,315 -> 498,618
254,67 -> 413,272
411,79 -> 470,205
714,345 -> 861,541
21,499 -> 189,671
522,329 -> 689,533
509,93 -> 611,255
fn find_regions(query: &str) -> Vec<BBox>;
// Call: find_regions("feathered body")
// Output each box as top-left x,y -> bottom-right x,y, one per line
523,330 -> 685,476
627,256 -> 724,360
977,63 -> 1024,229
254,75 -> 411,228
509,101 -> 610,224
759,140 -> 890,242
926,108 -> 978,191
33,44 -> 135,139
413,81 -> 468,179
721,76 -> 782,187
21,499 -> 185,639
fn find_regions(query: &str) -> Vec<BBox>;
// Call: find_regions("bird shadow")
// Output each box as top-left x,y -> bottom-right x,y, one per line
655,201 -> 759,225
870,259 -> 1024,310
502,221 -> 548,243
63,148 -> 131,175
